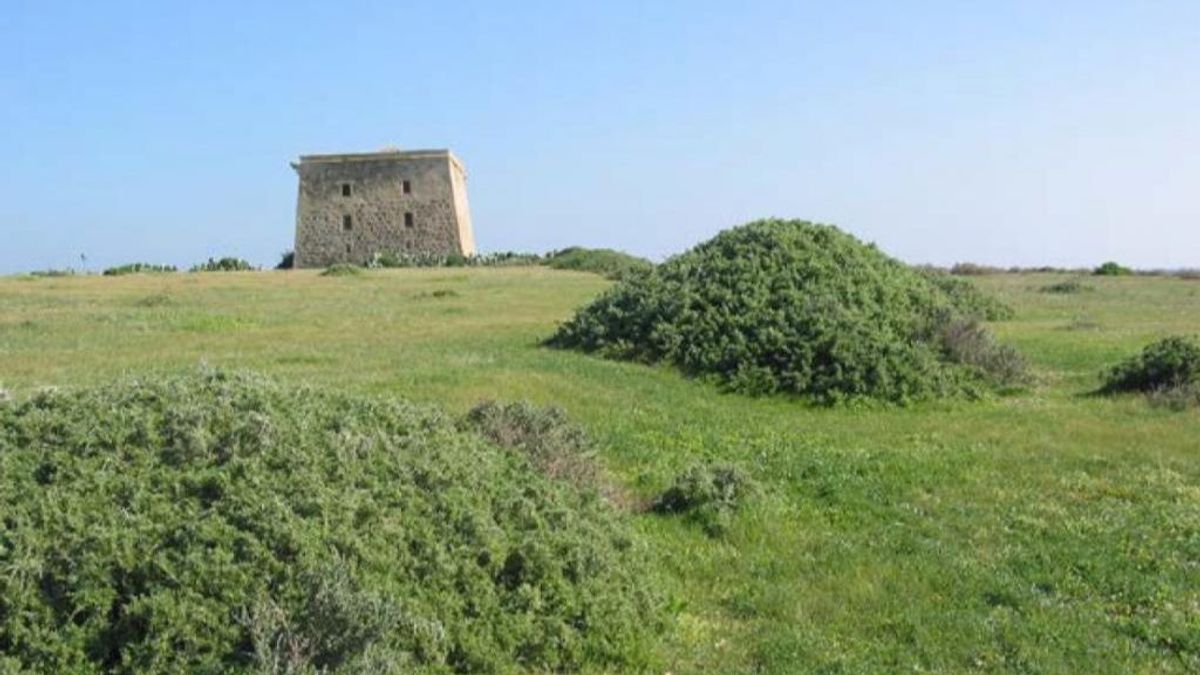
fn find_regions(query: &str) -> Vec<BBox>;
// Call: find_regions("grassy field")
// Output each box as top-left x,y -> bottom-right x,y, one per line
1,268 -> 1198,673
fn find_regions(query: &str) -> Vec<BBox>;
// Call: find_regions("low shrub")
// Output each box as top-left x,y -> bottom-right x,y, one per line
1101,335 -> 1200,394
544,247 -> 654,281
463,400 -> 604,495
950,262 -> 1002,276
0,371 -> 660,672
191,257 -> 254,272
1040,278 -> 1093,294
549,219 -> 1023,404
936,319 -> 1029,386
321,263 -> 363,277
1093,261 -> 1133,276
276,250 -> 295,270
103,262 -> 177,276
652,463 -> 756,537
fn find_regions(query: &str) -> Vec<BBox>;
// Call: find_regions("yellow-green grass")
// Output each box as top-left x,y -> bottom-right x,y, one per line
2,269 -> 1198,672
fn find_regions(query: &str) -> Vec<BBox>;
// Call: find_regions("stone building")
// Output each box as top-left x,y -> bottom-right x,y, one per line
291,148 -> 476,268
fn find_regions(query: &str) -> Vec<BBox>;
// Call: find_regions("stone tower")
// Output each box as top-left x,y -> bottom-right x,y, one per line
291,148 -> 476,268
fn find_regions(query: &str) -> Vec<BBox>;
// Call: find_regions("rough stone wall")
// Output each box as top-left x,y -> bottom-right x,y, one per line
292,150 -> 475,268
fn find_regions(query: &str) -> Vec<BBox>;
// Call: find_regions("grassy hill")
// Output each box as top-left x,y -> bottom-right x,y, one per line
2,268 -> 1198,672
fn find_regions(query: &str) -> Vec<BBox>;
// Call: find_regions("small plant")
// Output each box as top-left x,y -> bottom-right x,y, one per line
1101,335 -> 1200,395
431,289 -> 458,298
191,257 -> 254,272
1040,278 -> 1093,294
652,463 -> 756,536
320,263 -> 362,277
276,250 -> 295,270
133,293 -> 173,308
1093,261 -> 1133,276
102,263 -> 176,276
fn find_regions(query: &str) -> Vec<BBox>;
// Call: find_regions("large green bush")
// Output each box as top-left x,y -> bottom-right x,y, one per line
543,247 -> 654,281
1093,261 -> 1133,276
0,371 -> 659,673
548,219 -> 1021,404
1101,335 -> 1200,395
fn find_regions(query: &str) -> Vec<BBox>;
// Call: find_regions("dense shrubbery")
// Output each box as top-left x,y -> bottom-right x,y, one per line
1101,336 -> 1200,402
1094,261 -> 1133,276
543,247 -> 654,281
549,219 -> 1023,404
0,371 -> 660,672
103,262 -> 177,276
277,250 -> 295,270
1041,278 -> 1093,294
652,463 -> 756,537
191,257 -> 254,272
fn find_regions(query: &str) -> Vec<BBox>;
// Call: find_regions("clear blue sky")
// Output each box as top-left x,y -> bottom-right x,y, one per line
2,1 -> 1198,273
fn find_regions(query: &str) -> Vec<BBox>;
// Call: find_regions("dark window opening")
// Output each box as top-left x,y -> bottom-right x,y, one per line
345,244 -> 351,254
342,214 -> 353,231
404,212 -> 414,228
341,183 -> 352,197
402,180 -> 411,194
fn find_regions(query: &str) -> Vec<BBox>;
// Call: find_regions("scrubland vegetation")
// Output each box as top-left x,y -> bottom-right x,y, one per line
549,220 -> 1024,403
2,235 -> 1199,672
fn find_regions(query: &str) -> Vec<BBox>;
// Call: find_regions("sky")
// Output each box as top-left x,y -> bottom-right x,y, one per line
2,1 -> 1198,273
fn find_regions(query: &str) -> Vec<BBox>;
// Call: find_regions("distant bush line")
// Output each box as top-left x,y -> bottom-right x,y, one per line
190,257 -> 255,272
103,263 -> 177,276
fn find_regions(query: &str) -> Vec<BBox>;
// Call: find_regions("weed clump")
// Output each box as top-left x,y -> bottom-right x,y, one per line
544,247 -> 654,281
321,263 -> 363,277
1041,278 -> 1093,294
103,262 -> 177,276
463,400 -> 603,494
1101,336 -> 1200,406
652,463 -> 756,537
1093,261 -> 1133,276
549,219 -> 1023,404
191,256 -> 254,272
0,371 -> 660,672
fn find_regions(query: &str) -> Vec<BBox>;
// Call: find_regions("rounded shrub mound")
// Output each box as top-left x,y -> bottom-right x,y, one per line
548,219 -> 1021,404
0,371 -> 659,673
1101,335 -> 1200,394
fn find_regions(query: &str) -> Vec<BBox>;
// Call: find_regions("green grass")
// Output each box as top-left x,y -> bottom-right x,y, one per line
2,268 -> 1198,672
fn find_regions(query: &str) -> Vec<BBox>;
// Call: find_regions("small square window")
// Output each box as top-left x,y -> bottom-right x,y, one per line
402,180 -> 411,194
404,212 -> 414,228
342,214 -> 353,231
341,183 -> 352,197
